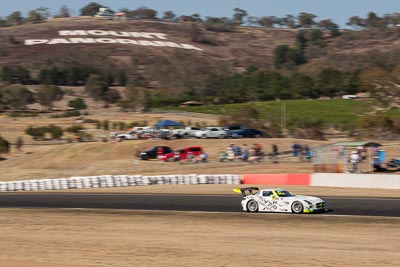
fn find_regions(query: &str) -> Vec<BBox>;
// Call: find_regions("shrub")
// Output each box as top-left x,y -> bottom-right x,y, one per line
0,135 -> 10,154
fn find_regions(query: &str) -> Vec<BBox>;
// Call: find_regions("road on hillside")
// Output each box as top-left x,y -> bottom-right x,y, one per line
0,193 -> 399,217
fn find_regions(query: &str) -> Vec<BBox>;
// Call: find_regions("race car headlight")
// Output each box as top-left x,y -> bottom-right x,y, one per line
304,200 -> 313,207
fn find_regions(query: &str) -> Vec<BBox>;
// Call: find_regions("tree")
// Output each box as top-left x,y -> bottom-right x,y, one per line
80,2 -> 103,16
85,74 -> 107,104
163,11 -> 176,21
232,8 -> 248,25
1,84 -> 34,110
124,7 -> 157,19
118,70 -> 127,86
317,19 -> 340,36
26,7 -> 49,23
282,14 -> 297,29
1,65 -> 13,82
121,82 -> 138,111
14,66 -> 31,84
101,88 -> 121,105
346,16 -> 365,29
256,16 -> 277,28
298,12 -> 317,28
6,11 -> 24,25
35,84 -> 64,110
55,5 -> 70,18
25,126 -> 47,140
315,68 -> 344,97
47,124 -> 63,139
273,45 -> 306,69
0,135 -> 10,155
68,97 -> 87,110
365,12 -> 383,28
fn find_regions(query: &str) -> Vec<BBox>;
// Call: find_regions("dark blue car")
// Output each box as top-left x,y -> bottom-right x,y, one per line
227,128 -> 263,138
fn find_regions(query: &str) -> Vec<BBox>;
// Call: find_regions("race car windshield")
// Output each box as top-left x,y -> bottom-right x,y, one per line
275,190 -> 294,197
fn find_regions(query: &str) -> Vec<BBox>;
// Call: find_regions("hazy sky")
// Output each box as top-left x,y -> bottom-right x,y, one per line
1,0 -> 399,27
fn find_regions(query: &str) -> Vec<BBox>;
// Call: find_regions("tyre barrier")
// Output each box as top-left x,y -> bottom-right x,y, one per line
0,174 -> 241,192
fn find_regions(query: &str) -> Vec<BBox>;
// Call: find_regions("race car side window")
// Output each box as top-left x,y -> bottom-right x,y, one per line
262,191 -> 273,197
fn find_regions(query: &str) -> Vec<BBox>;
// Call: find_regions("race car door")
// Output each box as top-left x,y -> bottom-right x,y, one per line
260,190 -> 279,212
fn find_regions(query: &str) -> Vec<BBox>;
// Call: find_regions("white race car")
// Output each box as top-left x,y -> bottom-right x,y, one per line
234,187 -> 327,214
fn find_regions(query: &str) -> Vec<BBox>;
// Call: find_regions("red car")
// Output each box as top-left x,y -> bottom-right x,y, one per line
160,146 -> 204,162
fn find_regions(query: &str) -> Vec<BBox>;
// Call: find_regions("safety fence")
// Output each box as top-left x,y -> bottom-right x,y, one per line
0,174 -> 241,192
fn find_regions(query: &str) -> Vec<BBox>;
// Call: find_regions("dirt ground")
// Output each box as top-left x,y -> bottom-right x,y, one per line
0,208 -> 399,267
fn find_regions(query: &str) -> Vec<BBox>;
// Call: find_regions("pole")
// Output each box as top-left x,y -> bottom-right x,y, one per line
281,102 -> 286,138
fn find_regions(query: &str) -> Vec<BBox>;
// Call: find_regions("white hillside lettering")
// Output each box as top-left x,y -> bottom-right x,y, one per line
24,29 -> 202,51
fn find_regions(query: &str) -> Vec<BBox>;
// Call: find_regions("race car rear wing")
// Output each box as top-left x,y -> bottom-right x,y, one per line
233,187 -> 260,197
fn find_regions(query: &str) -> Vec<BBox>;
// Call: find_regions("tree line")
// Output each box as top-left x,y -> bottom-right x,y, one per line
1,1 -> 399,34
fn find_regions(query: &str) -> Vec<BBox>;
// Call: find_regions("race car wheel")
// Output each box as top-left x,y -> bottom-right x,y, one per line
291,201 -> 304,214
246,200 -> 259,212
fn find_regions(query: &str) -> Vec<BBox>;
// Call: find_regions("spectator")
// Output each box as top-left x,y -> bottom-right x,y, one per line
232,144 -> 241,157
226,147 -> 235,161
292,143 -> 299,157
219,149 -> 228,162
350,151 -> 360,173
100,132 -> 107,142
304,145 -> 312,161
173,151 -> 181,162
248,148 -> 260,163
199,151 -> 208,163
239,144 -> 249,161
272,144 -> 279,163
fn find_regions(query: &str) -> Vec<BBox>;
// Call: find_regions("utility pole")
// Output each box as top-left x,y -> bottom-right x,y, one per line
281,102 -> 286,138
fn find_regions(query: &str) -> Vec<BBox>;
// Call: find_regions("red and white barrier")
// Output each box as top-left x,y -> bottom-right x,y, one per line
241,173 -> 400,189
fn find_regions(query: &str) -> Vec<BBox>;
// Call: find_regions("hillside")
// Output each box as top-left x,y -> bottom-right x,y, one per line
1,17 -> 399,93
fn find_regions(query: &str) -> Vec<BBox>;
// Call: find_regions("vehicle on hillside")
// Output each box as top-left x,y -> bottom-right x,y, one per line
117,127 -> 154,140
233,187 -> 327,213
137,146 -> 174,160
193,127 -> 227,139
172,126 -> 202,138
223,125 -> 243,131
227,128 -> 263,138
160,146 -> 204,162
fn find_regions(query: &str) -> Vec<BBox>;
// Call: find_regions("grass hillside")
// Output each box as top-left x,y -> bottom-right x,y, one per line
165,98 -> 373,130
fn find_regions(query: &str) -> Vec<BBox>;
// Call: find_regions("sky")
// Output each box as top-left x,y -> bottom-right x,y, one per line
0,0 -> 399,27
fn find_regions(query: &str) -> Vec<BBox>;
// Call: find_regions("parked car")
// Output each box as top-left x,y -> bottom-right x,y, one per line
117,127 -> 155,140
171,126 -> 202,138
227,128 -> 263,138
193,127 -> 227,139
223,125 -> 243,131
138,146 -> 173,160
160,146 -> 204,161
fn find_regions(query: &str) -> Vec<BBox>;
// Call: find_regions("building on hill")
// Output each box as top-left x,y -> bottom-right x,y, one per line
94,8 -> 114,19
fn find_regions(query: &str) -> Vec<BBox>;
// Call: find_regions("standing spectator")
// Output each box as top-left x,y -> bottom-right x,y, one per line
304,145 -> 312,161
292,143 -> 299,157
350,151 -> 360,173
232,144 -> 241,157
272,144 -> 279,163
239,144 -> 249,161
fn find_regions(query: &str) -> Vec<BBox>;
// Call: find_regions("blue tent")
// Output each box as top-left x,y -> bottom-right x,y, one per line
154,120 -> 181,127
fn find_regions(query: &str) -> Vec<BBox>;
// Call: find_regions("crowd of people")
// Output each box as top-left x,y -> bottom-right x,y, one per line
292,143 -> 312,162
219,143 -> 280,163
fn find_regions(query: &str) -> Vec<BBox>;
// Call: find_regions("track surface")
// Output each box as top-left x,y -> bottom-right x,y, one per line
1,193 -> 399,217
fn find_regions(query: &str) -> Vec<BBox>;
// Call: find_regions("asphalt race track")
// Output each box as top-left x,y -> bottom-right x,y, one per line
0,193 -> 399,217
